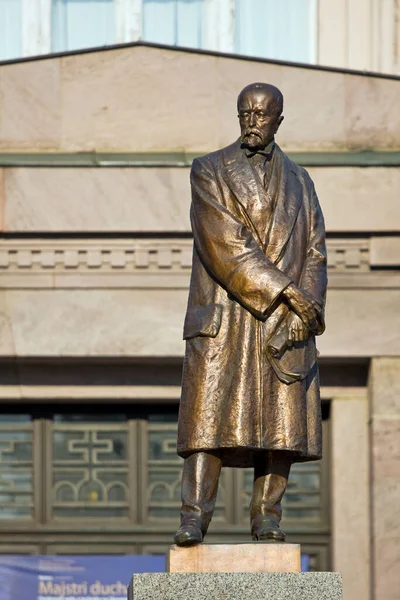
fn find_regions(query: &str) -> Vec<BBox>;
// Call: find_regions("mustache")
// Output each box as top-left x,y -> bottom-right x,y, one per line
241,129 -> 263,141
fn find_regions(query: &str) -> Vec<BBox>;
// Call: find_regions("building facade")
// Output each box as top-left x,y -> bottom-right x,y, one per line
0,31 -> 399,600
1,0 -> 400,75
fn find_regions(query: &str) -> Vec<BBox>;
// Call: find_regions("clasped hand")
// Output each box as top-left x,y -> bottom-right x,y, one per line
283,283 -> 322,344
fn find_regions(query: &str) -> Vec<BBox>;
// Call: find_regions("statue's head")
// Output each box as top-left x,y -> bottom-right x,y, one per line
237,82 -> 284,150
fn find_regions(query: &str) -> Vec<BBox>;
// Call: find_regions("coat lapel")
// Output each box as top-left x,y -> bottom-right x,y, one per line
265,147 -> 302,264
222,140 -> 264,245
222,141 -> 303,264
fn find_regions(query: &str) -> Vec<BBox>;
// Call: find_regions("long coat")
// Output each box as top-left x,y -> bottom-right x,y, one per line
177,140 -> 327,468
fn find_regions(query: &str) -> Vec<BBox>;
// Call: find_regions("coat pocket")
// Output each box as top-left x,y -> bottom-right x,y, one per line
183,304 -> 223,340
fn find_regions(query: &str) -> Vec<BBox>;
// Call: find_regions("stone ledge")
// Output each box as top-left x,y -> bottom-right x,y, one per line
128,572 -> 342,600
0,238 -> 372,272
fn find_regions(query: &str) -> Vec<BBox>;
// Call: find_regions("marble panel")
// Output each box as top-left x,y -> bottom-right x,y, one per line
58,46 -> 400,152
345,76 -> 400,149
0,292 -> 15,355
370,236 -> 400,267
0,45 -> 398,153
331,398 -> 370,600
369,358 -> 400,415
372,418 -> 400,479
279,70 -> 347,151
318,289 -> 400,357
0,287 -> 399,358
3,166 -> 400,233
60,46 -> 219,153
4,167 -> 191,232
369,358 -> 400,600
374,538 -> 400,600
308,167 -> 400,232
0,59 -> 61,150
0,289 -> 187,357
373,474 -> 400,539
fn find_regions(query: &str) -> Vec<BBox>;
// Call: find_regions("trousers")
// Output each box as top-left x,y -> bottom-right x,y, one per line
179,450 -> 292,533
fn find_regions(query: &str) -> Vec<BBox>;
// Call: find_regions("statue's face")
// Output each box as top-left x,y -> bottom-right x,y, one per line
238,91 -> 283,149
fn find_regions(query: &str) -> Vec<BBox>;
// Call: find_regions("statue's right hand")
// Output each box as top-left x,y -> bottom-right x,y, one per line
282,284 -> 320,330
286,313 -> 309,345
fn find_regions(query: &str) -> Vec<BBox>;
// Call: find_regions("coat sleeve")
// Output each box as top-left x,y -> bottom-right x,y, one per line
190,157 -> 292,319
300,181 -> 328,331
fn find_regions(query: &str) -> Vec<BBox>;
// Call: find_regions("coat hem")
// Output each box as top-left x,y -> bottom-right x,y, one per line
177,445 -> 322,468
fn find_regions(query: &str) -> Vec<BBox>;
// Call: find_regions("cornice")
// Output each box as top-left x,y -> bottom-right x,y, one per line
0,236 -> 399,290
1,40 -> 399,83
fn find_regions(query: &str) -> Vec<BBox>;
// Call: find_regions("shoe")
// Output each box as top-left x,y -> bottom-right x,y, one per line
251,516 -> 286,543
174,521 -> 203,547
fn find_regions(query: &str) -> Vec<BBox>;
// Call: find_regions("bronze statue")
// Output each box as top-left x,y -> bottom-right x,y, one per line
174,82 -> 327,546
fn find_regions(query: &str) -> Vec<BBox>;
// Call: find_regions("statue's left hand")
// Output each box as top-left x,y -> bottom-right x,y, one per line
286,313 -> 309,345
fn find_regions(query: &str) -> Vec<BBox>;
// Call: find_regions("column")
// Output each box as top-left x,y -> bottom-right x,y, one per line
115,0 -> 142,44
369,358 -> 400,600
203,0 -> 235,53
317,0 -> 348,68
22,0 -> 52,57
331,393 -> 370,600
379,0 -> 400,75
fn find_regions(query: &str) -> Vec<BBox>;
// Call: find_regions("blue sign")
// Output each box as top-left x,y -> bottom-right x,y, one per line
301,554 -> 310,572
0,555 -> 165,600
0,552 -> 310,600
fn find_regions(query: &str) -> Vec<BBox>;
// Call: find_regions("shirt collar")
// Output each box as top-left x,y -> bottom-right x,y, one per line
242,139 -> 275,159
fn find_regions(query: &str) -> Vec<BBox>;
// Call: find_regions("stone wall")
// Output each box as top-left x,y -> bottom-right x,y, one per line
1,166 -> 399,233
0,45 -> 399,153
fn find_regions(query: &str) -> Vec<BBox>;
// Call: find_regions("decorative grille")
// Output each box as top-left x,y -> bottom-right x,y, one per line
147,422 -> 182,520
51,422 -> 132,519
0,410 -> 329,569
0,416 -> 34,520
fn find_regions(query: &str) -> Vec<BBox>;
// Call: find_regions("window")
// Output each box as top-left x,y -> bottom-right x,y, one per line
52,0 -> 116,53
142,0 -> 205,48
141,0 -> 317,61
0,0 -> 22,60
0,407 -> 330,568
234,0 -> 317,63
0,0 -> 317,64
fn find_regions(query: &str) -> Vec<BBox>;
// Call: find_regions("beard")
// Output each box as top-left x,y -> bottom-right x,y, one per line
240,129 -> 267,149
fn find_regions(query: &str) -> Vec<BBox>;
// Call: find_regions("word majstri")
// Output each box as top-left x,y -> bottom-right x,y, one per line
38,579 -> 127,597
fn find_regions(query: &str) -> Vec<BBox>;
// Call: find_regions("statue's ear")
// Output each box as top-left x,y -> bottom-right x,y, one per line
275,115 -> 284,133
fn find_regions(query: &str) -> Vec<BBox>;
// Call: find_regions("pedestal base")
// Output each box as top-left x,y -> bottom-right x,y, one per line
167,543 -> 301,573
128,573 -> 342,600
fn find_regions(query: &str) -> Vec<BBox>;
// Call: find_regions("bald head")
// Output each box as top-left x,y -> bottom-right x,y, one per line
237,82 -> 283,117
237,82 -> 284,150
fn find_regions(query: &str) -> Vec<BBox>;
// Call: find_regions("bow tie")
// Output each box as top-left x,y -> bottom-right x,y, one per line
242,141 -> 275,160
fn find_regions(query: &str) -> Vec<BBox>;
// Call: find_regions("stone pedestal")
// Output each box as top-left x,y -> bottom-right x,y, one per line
128,573 -> 342,600
167,543 -> 301,573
